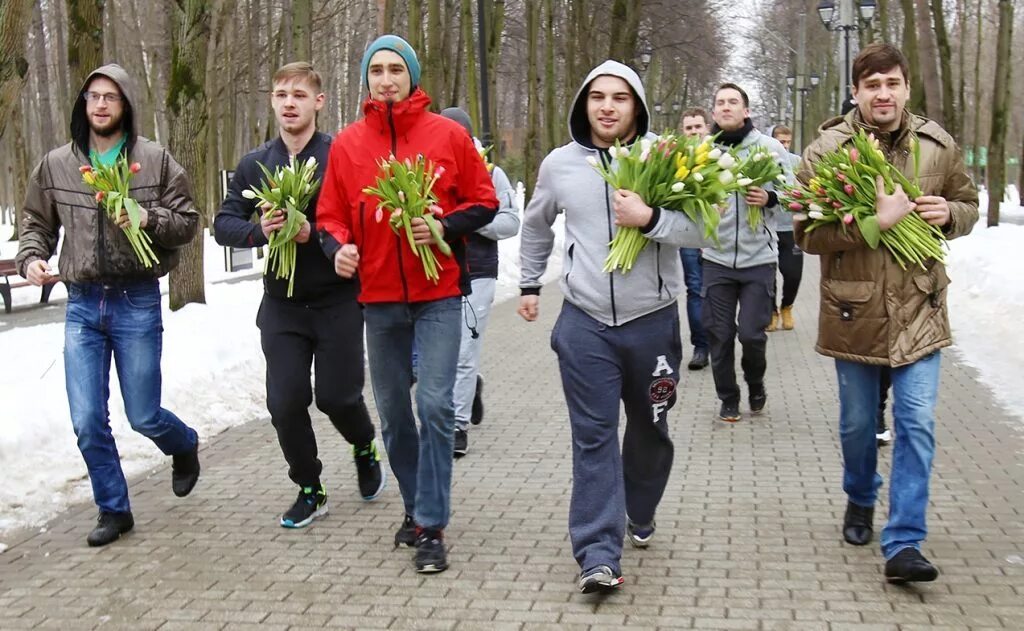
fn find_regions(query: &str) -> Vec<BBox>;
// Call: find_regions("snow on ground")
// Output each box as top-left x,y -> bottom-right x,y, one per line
946,190 -> 1024,423
0,185 -> 1018,541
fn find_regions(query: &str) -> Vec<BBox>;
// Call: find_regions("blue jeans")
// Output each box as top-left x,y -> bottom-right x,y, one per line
364,298 -> 462,530
64,281 -> 198,514
835,352 -> 941,559
679,248 -> 708,351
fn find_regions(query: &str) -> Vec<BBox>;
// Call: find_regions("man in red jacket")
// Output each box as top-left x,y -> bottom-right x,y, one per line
316,34 -> 497,574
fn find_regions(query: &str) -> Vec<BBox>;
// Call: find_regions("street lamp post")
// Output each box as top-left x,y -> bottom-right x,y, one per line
818,0 -> 876,109
654,102 -> 663,131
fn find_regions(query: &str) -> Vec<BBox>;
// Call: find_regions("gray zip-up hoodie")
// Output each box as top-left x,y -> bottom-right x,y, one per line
701,129 -> 791,268
519,60 -> 709,327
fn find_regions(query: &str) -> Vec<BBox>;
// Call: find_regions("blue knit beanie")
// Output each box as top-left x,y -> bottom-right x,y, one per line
360,35 -> 421,91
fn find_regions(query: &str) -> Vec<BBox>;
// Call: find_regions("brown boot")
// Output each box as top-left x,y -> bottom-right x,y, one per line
780,305 -> 795,330
766,310 -> 779,332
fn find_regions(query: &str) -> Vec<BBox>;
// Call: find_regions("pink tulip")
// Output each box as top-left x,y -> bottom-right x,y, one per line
129,162 -> 142,174
832,201 -> 843,208
95,191 -> 105,202
836,173 -> 846,182
844,184 -> 855,195
849,148 -> 859,162
375,208 -> 384,223
788,201 -> 804,211
791,189 -> 803,198
843,213 -> 854,225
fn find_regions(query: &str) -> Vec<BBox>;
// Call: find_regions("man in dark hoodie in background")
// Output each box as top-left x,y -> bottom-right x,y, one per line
17,64 -> 201,547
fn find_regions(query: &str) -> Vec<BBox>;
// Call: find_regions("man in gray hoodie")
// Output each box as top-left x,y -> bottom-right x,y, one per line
702,83 -> 790,423
519,60 -> 710,594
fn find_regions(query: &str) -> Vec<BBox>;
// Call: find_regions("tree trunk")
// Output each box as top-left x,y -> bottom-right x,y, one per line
167,0 -> 212,310
972,0 -> 983,185
11,96 -> 31,240
408,0 -> 423,54
607,0 -> 642,63
524,0 -> 540,195
913,0 -> 943,123
66,0 -> 104,94
956,0 -> 966,142
485,0 -> 504,155
376,0 -> 394,34
292,0 -> 312,61
543,0 -> 557,154
31,1 -> 57,151
48,0 -> 71,134
929,0 -> 956,136
898,0 -> 925,115
0,0 -> 33,142
104,0 -> 118,66
878,0 -> 890,42
425,0 -> 445,107
460,0 -> 480,132
986,0 -> 1013,227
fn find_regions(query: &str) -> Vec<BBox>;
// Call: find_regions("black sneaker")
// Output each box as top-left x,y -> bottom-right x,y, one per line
687,348 -> 709,370
414,528 -> 449,573
86,511 -> 134,547
578,565 -> 624,593
884,548 -> 939,584
719,400 -> 741,422
394,514 -> 417,548
171,441 -> 200,497
280,484 -> 328,528
842,501 -> 874,546
453,428 -> 468,458
749,383 -> 767,414
353,440 -> 386,501
471,375 -> 485,425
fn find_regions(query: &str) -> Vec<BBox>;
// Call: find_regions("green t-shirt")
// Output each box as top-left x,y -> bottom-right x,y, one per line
90,135 -> 127,168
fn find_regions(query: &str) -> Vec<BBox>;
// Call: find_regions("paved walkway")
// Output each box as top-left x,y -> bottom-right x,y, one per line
1,258 -> 1023,630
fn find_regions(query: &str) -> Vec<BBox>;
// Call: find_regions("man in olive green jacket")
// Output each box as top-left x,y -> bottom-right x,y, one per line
796,43 -> 977,584
17,63 -> 201,548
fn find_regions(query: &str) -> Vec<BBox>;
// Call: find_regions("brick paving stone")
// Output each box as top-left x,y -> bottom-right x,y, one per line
0,258 -> 1022,629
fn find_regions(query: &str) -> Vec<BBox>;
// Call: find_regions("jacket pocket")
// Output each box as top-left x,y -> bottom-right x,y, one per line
823,279 -> 874,321
563,242 -> 576,296
913,265 -> 951,309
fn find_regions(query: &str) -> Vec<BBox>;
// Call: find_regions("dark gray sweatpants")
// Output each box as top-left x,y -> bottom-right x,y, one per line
551,301 -> 682,575
701,260 -> 776,404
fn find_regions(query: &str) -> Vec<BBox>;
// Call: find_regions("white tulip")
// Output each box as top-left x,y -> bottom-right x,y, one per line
793,212 -> 809,221
808,203 -> 824,212
737,177 -> 753,187
717,153 -> 736,169
718,170 -> 734,185
776,174 -> 787,182
241,189 -> 257,199
618,146 -> 631,158
693,172 -> 704,182
671,182 -> 685,193
707,148 -> 723,160
585,155 -> 599,167
640,138 -> 653,155
808,210 -> 825,220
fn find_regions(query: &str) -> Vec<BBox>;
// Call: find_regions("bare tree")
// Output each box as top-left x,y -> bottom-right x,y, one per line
929,0 -> 956,136
66,0 -> 104,93
292,0 -> 312,61
986,0 -> 1013,227
0,0 -> 34,141
913,0 -> 942,122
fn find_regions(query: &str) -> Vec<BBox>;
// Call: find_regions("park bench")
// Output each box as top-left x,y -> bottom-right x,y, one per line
0,258 -> 59,314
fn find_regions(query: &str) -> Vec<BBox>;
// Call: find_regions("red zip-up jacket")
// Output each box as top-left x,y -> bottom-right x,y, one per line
317,89 -> 498,303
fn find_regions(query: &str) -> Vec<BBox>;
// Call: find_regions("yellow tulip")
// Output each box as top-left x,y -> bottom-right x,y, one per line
82,172 -> 95,186
695,152 -> 709,166
675,166 -> 690,180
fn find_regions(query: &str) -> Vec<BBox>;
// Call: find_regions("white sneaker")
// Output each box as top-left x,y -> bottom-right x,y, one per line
876,429 -> 893,446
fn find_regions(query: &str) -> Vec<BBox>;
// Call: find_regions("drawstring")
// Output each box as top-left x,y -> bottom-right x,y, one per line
462,296 -> 480,339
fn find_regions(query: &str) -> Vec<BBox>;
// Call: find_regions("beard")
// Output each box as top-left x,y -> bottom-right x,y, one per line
90,112 -> 124,138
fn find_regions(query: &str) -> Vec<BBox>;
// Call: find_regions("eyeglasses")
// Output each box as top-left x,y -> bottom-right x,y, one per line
83,91 -> 122,104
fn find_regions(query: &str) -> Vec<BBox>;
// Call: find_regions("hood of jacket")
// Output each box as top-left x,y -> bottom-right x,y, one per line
70,63 -> 139,157
567,60 -> 650,147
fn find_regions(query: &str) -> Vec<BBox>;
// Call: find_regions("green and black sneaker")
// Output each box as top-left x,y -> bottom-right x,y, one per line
280,484 -> 328,528
353,440 -> 386,501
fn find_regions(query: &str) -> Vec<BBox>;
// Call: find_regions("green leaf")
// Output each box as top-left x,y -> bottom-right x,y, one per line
856,214 -> 881,249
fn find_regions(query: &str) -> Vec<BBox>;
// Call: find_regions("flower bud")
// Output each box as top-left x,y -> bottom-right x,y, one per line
843,213 -> 854,225
849,148 -> 859,162
585,155 -> 599,167
707,148 -> 722,160
717,153 -> 736,169
737,177 -> 753,187
718,170 -> 734,185
788,201 -> 804,211
693,172 -> 704,182
241,189 -> 257,199
808,203 -> 824,212
129,162 -> 142,174
79,165 -> 93,174
808,210 -> 825,220
671,182 -> 685,193
95,191 -> 105,202
844,184 -> 855,196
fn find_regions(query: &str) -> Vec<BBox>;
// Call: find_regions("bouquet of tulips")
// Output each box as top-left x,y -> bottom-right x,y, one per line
80,157 -> 159,267
735,146 -> 785,231
589,133 -> 740,273
477,144 -> 495,173
781,129 -> 943,270
363,155 -> 451,283
241,156 -> 320,297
